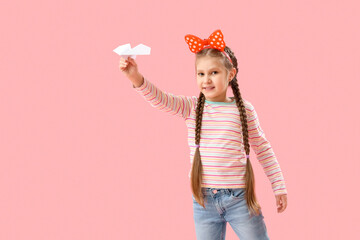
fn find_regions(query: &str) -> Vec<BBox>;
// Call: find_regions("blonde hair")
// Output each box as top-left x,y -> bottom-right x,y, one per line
191,46 -> 262,216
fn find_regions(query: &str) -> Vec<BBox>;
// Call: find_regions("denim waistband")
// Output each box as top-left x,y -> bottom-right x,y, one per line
200,187 -> 245,196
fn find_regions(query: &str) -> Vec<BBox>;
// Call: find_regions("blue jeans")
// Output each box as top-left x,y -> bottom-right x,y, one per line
192,188 -> 270,240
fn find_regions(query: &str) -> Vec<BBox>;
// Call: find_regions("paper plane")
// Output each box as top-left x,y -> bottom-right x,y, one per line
113,43 -> 151,59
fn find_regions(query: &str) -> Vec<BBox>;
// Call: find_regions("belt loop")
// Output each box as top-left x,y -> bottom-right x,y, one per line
203,187 -> 209,196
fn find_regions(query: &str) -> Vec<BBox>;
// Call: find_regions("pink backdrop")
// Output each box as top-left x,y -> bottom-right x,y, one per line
1,0 -> 359,239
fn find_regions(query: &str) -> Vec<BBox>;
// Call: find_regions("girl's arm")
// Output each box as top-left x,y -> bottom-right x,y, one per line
132,76 -> 195,119
246,101 -> 288,196
119,57 -> 195,119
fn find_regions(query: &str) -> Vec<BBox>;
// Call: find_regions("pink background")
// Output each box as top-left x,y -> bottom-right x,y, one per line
1,0 -> 359,239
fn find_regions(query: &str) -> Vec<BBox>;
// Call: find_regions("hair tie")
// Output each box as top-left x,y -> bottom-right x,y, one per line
246,155 -> 250,158
195,144 -> 200,148
184,29 -> 233,64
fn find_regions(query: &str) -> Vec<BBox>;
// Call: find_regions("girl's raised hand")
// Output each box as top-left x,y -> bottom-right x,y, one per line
275,194 -> 287,213
119,57 -> 139,79
119,57 -> 144,87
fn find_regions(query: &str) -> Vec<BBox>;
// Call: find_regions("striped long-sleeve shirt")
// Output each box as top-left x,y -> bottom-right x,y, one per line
132,77 -> 287,196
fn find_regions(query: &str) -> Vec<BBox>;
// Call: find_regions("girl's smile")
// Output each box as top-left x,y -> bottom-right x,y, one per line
203,86 -> 215,91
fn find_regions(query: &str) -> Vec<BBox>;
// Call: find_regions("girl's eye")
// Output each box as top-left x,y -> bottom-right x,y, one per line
197,71 -> 217,76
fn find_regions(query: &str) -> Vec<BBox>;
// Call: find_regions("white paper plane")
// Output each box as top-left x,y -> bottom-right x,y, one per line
113,43 -> 151,59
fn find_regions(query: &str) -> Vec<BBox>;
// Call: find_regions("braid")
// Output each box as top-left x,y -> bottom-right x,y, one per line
191,92 -> 206,208
226,47 -> 262,216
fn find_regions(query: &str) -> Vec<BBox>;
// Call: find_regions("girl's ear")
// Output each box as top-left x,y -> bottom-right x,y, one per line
229,67 -> 237,80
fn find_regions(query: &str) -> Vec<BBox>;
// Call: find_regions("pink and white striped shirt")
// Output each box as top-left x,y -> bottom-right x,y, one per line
133,78 -> 287,196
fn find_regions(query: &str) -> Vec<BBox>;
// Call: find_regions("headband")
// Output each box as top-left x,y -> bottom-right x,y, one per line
184,29 -> 233,64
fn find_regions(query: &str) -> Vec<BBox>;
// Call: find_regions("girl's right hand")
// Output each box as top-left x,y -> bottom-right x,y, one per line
119,57 -> 142,84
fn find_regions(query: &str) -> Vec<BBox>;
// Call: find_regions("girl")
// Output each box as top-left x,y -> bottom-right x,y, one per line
119,29 -> 288,240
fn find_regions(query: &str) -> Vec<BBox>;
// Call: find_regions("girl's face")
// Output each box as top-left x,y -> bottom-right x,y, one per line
195,55 -> 236,102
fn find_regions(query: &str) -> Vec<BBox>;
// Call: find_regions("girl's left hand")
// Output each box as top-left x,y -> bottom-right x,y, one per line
275,194 -> 287,213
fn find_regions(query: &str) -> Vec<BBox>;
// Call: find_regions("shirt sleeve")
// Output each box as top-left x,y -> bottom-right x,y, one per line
246,101 -> 288,196
132,77 -> 195,119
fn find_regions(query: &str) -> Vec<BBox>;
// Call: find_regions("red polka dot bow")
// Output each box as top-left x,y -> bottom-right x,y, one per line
184,29 -> 232,63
